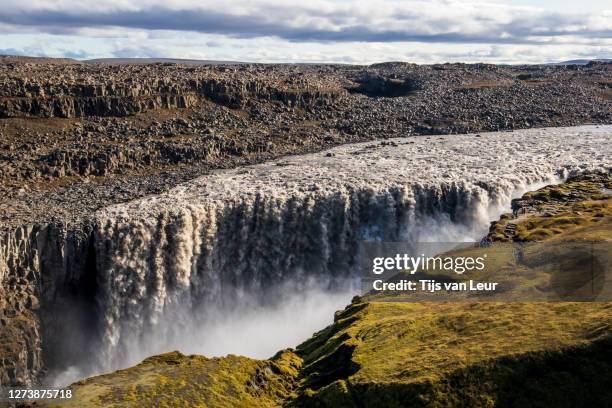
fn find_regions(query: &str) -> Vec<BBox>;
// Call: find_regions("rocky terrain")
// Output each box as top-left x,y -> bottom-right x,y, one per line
1,59 -> 611,229
0,57 -> 610,391
32,173 -> 612,407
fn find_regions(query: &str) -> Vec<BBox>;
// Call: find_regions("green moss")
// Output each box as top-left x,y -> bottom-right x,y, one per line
43,351 -> 300,407
512,199 -> 611,242
491,172 -> 612,243
292,302 -> 612,407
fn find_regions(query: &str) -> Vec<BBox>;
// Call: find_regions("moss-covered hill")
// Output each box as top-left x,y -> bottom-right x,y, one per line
38,172 -> 612,408
39,351 -> 301,408
488,172 -> 611,243
293,301 -> 612,407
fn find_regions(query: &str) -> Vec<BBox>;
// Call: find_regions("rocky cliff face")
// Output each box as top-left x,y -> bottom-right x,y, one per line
0,226 -> 43,387
0,223 -> 100,387
0,64 -> 345,119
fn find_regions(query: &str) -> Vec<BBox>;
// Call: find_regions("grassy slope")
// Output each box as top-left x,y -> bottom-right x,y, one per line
40,172 -> 612,407
40,351 -> 301,408
294,301 -> 612,407
294,172 -> 612,407
489,173 -> 612,243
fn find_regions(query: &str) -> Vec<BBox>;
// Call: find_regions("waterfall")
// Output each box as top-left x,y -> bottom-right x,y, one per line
89,178 -> 542,372
2,125 -> 609,386
87,125 -> 610,376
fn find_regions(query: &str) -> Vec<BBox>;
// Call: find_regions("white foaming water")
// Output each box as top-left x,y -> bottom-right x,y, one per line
51,287 -> 357,387
124,280 -> 357,359
50,126 -> 611,385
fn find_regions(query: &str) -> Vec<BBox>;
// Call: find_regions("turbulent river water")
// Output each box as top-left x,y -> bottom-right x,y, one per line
38,125 -> 612,385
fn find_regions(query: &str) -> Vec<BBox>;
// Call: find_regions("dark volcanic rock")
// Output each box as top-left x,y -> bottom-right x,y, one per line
0,60 -> 609,192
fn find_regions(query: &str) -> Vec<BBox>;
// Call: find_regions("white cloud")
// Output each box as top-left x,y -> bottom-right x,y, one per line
0,1 -> 610,63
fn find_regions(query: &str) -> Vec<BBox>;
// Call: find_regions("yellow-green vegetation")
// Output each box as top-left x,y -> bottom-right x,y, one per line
514,198 -> 611,242
40,350 -> 301,408
42,172 -> 612,407
489,172 -> 611,243
293,301 -> 612,407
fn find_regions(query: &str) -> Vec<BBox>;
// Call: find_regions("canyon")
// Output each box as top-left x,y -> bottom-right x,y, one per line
0,58 -> 610,391
2,125 -> 610,387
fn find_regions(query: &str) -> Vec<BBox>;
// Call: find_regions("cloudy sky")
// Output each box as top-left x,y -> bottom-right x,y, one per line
1,0 -> 610,64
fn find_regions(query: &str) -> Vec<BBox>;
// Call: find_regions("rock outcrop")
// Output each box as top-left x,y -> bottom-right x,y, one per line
0,64 -> 345,118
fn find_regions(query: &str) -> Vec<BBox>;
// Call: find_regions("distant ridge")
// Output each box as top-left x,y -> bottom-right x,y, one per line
552,58 -> 612,65
85,57 -> 245,65
2,55 -> 611,67
0,55 -> 80,64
